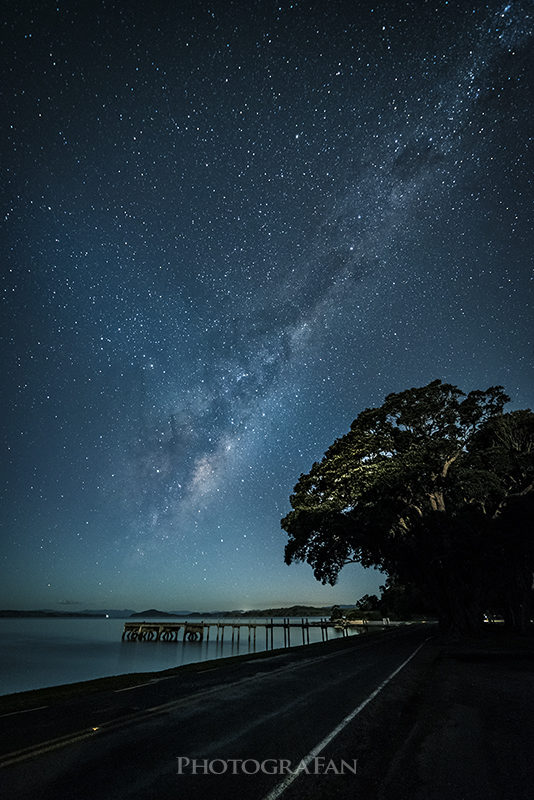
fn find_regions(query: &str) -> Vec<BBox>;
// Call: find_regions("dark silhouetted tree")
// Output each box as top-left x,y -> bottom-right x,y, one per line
282,380 -> 533,633
330,604 -> 343,621
355,594 -> 380,613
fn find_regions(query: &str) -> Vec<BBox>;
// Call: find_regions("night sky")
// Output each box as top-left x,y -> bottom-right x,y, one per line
2,1 -> 533,612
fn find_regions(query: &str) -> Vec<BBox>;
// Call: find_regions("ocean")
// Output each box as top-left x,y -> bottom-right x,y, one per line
1,616 -> 351,696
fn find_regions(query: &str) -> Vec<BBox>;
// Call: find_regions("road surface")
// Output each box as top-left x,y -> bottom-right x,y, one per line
0,626 -> 429,800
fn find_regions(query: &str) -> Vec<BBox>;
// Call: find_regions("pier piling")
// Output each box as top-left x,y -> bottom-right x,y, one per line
121,617 -> 368,647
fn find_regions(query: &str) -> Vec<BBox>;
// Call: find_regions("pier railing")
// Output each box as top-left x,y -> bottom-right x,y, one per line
121,617 -> 376,646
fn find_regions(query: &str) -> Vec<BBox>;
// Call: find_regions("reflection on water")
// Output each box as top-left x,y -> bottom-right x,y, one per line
115,632 -> 259,674
0,617 -> 355,696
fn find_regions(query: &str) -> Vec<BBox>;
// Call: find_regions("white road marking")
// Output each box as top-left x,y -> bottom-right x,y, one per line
261,639 -> 429,800
114,681 -> 155,692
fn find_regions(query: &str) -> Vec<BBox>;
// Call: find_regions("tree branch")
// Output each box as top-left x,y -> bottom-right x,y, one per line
442,450 -> 461,479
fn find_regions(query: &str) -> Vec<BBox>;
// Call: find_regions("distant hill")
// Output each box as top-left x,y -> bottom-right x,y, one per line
130,609 -> 178,618
239,605 -> 343,618
129,604 -> 355,619
130,609 -> 242,618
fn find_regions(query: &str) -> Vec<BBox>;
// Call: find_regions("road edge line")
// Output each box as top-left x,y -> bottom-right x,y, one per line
261,638 -> 429,800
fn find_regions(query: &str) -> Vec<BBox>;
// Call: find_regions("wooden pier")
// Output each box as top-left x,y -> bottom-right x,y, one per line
122,618 -> 369,646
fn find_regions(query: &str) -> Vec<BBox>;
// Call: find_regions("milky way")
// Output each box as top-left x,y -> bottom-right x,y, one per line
2,1 -> 533,611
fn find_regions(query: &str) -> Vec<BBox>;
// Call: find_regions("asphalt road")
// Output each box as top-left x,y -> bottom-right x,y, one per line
0,626 -> 429,800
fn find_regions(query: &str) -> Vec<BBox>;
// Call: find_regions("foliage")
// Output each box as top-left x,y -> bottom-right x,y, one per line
282,380 -> 534,632
345,593 -> 382,621
354,594 -> 380,613
330,604 -> 343,621
376,578 -> 436,620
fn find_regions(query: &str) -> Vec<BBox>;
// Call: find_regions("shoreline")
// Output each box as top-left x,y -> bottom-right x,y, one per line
0,625 -> 394,714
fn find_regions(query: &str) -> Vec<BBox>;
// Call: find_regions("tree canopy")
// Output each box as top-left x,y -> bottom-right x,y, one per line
281,380 -> 534,632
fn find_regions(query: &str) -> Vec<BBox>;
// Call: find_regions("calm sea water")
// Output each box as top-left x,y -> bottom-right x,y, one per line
0,616 -> 351,696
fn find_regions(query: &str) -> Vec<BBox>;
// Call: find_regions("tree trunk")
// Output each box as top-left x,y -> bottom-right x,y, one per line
428,491 -> 446,513
426,571 -> 485,634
